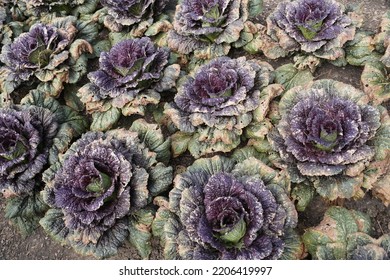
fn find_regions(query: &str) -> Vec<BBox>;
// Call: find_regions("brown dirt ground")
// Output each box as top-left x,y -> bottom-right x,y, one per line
1,0 -> 390,260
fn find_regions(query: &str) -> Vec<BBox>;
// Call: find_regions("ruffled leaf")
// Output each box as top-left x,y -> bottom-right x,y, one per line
275,63 -> 314,91
303,207 -> 373,260
361,61 -> 390,105
128,208 -> 155,259
90,107 -> 121,132
5,191 -> 48,236
345,31 -> 380,66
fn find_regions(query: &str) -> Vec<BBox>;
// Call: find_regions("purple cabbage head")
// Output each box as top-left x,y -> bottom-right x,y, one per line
0,22 -> 75,91
165,56 -> 274,157
78,37 -> 170,119
101,0 -> 169,29
0,106 -> 57,197
41,123 -> 173,258
161,156 -> 298,260
20,0 -> 99,16
168,0 -> 249,55
269,79 -> 383,200
266,0 -> 357,60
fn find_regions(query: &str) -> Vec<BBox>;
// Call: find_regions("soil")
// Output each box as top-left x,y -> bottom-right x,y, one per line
1,0 -> 390,260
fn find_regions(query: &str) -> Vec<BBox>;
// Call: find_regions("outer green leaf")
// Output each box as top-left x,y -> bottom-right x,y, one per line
302,207 -> 371,260
75,17 -> 100,43
39,209 -> 69,244
279,229 -> 303,260
193,43 -> 230,60
345,31 -> 380,66
63,85 -> 85,111
370,106 -> 390,160
248,0 -> 263,18
5,192 -> 48,236
163,217 -> 182,260
130,119 -> 171,164
231,146 -> 269,164
92,39 -> 112,57
252,84 -> 283,122
275,63 -> 314,91
128,208 -> 155,259
148,163 -> 173,196
233,21 -> 257,49
152,197 -> 181,259
70,219 -> 128,258
74,0 -> 100,16
152,197 -> 172,238
361,61 -> 390,105
245,119 -> 272,140
313,175 -> 363,200
144,20 -> 172,37
170,131 -> 192,158
291,183 -> 315,212
187,128 -> 241,159
91,107 -> 121,131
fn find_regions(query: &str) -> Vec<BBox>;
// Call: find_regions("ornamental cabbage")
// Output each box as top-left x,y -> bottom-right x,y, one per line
165,56 -> 275,158
0,90 -> 88,234
0,106 -> 58,197
78,37 -> 179,131
101,0 -> 169,32
153,155 -> 301,260
19,0 -> 100,16
0,19 -> 93,96
268,79 -> 390,201
303,206 -> 390,260
168,0 -> 254,58
265,0 -> 359,61
40,119 -> 173,258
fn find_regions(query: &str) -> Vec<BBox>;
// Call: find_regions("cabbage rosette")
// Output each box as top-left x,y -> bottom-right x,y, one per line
20,0 -> 99,17
40,119 -> 172,258
153,155 -> 302,260
268,79 -> 390,201
0,90 -> 88,235
101,0 -> 170,35
264,0 -> 360,62
78,37 -> 180,131
167,0 -> 262,59
0,18 -> 93,97
165,56 -> 276,158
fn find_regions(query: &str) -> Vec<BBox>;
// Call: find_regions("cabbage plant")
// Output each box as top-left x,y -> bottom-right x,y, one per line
167,0 -> 262,59
264,0 -> 360,62
0,90 -> 88,235
303,206 -> 390,260
101,0 -> 169,32
165,56 -> 275,158
20,0 -> 99,16
0,18 -> 93,97
78,37 -> 179,131
153,155 -> 302,260
268,79 -> 390,201
40,119 -> 173,258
